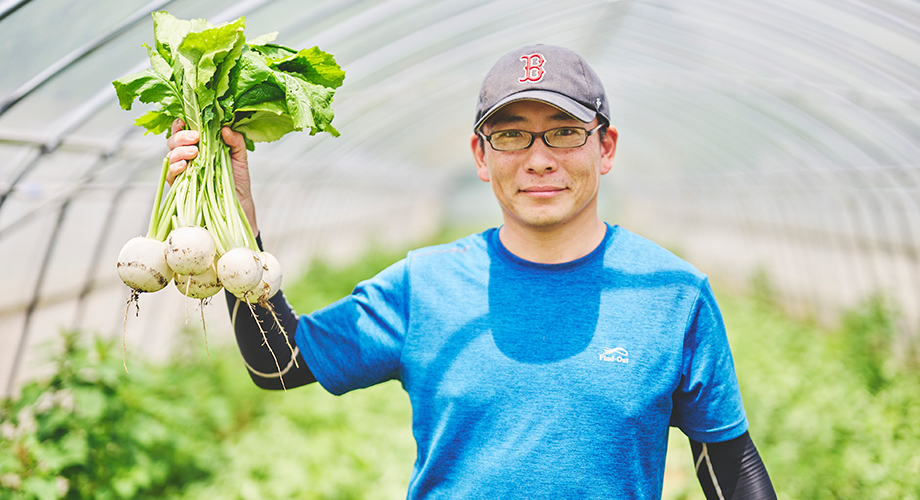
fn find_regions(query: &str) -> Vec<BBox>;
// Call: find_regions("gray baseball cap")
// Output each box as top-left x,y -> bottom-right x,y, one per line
474,44 -> 609,131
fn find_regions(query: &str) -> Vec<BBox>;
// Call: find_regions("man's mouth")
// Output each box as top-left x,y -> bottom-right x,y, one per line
520,185 -> 566,198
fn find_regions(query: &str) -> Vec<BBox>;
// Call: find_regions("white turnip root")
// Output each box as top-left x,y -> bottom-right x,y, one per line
258,251 -> 283,299
116,236 -> 175,292
174,264 -> 222,298
248,250 -> 297,372
217,247 -> 263,297
165,226 -> 217,276
242,251 -> 283,303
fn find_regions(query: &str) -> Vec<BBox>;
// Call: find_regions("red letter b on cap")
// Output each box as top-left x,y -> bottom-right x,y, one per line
519,53 -> 545,82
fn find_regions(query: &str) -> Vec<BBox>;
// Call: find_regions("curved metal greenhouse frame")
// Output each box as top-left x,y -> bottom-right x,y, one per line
1,0 -> 918,394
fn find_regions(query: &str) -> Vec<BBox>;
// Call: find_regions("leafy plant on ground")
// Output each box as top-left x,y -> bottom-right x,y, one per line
0,331 -> 229,499
717,282 -> 920,500
837,292 -> 899,394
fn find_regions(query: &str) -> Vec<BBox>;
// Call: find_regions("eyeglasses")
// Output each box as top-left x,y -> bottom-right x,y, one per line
479,124 -> 603,151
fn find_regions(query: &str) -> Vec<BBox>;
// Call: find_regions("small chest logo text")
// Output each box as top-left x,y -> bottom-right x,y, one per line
600,347 -> 629,364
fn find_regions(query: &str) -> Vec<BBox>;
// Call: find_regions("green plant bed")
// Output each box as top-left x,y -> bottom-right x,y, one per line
0,332 -> 414,500
1,331 -> 240,499
722,291 -> 920,499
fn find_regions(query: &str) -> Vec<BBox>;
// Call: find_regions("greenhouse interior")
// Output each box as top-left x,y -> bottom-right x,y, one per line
1,0 -> 919,498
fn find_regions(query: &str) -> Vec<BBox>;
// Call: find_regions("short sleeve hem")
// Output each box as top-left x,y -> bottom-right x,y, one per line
679,414 -> 749,443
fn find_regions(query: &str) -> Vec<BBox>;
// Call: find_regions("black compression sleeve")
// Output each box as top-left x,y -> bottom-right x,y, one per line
224,235 -> 316,390
225,289 -> 316,389
690,431 -> 776,500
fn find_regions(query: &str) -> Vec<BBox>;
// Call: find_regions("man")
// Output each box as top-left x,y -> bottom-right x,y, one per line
167,44 -> 776,499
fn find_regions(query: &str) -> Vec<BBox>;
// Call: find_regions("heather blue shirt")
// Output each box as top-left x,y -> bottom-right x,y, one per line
295,224 -> 748,499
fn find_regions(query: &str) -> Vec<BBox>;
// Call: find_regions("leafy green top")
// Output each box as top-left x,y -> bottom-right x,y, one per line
113,11 -> 345,150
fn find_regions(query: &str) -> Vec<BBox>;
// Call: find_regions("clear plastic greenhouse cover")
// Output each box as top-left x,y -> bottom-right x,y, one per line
1,0 -> 918,395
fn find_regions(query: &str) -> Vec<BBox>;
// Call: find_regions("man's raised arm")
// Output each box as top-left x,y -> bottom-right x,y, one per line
167,120 -> 316,390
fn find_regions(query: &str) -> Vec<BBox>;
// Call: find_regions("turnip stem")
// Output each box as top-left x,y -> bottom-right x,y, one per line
220,147 -> 259,250
146,156 -> 171,239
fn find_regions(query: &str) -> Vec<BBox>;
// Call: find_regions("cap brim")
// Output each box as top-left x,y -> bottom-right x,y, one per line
474,90 -> 596,131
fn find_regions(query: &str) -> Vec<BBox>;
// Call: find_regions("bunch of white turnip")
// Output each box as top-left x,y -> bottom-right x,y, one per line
113,11 -> 342,303
115,155 -> 282,305
110,11 -> 342,367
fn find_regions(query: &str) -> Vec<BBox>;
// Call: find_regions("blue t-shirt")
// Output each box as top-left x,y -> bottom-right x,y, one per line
295,224 -> 748,499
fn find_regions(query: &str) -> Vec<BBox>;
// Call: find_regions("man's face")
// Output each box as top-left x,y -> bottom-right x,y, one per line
471,100 -> 617,233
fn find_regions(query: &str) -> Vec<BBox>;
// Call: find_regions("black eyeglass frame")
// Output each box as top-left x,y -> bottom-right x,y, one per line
478,123 -> 604,151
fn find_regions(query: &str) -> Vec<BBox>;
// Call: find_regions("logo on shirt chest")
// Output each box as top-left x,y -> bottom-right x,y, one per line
599,347 -> 629,364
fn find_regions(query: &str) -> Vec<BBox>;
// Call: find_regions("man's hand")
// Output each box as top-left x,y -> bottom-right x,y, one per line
165,119 -> 259,236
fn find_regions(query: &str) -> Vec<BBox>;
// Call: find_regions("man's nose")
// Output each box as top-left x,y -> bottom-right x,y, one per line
524,138 -> 557,174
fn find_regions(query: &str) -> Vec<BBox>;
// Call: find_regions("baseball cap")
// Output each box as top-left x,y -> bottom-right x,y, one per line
474,44 -> 609,131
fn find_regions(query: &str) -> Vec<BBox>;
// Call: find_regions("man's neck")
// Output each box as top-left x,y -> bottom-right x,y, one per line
498,217 -> 608,264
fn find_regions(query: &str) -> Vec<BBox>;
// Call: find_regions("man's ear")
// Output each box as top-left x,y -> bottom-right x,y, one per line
600,125 -> 618,175
470,132 -> 490,182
